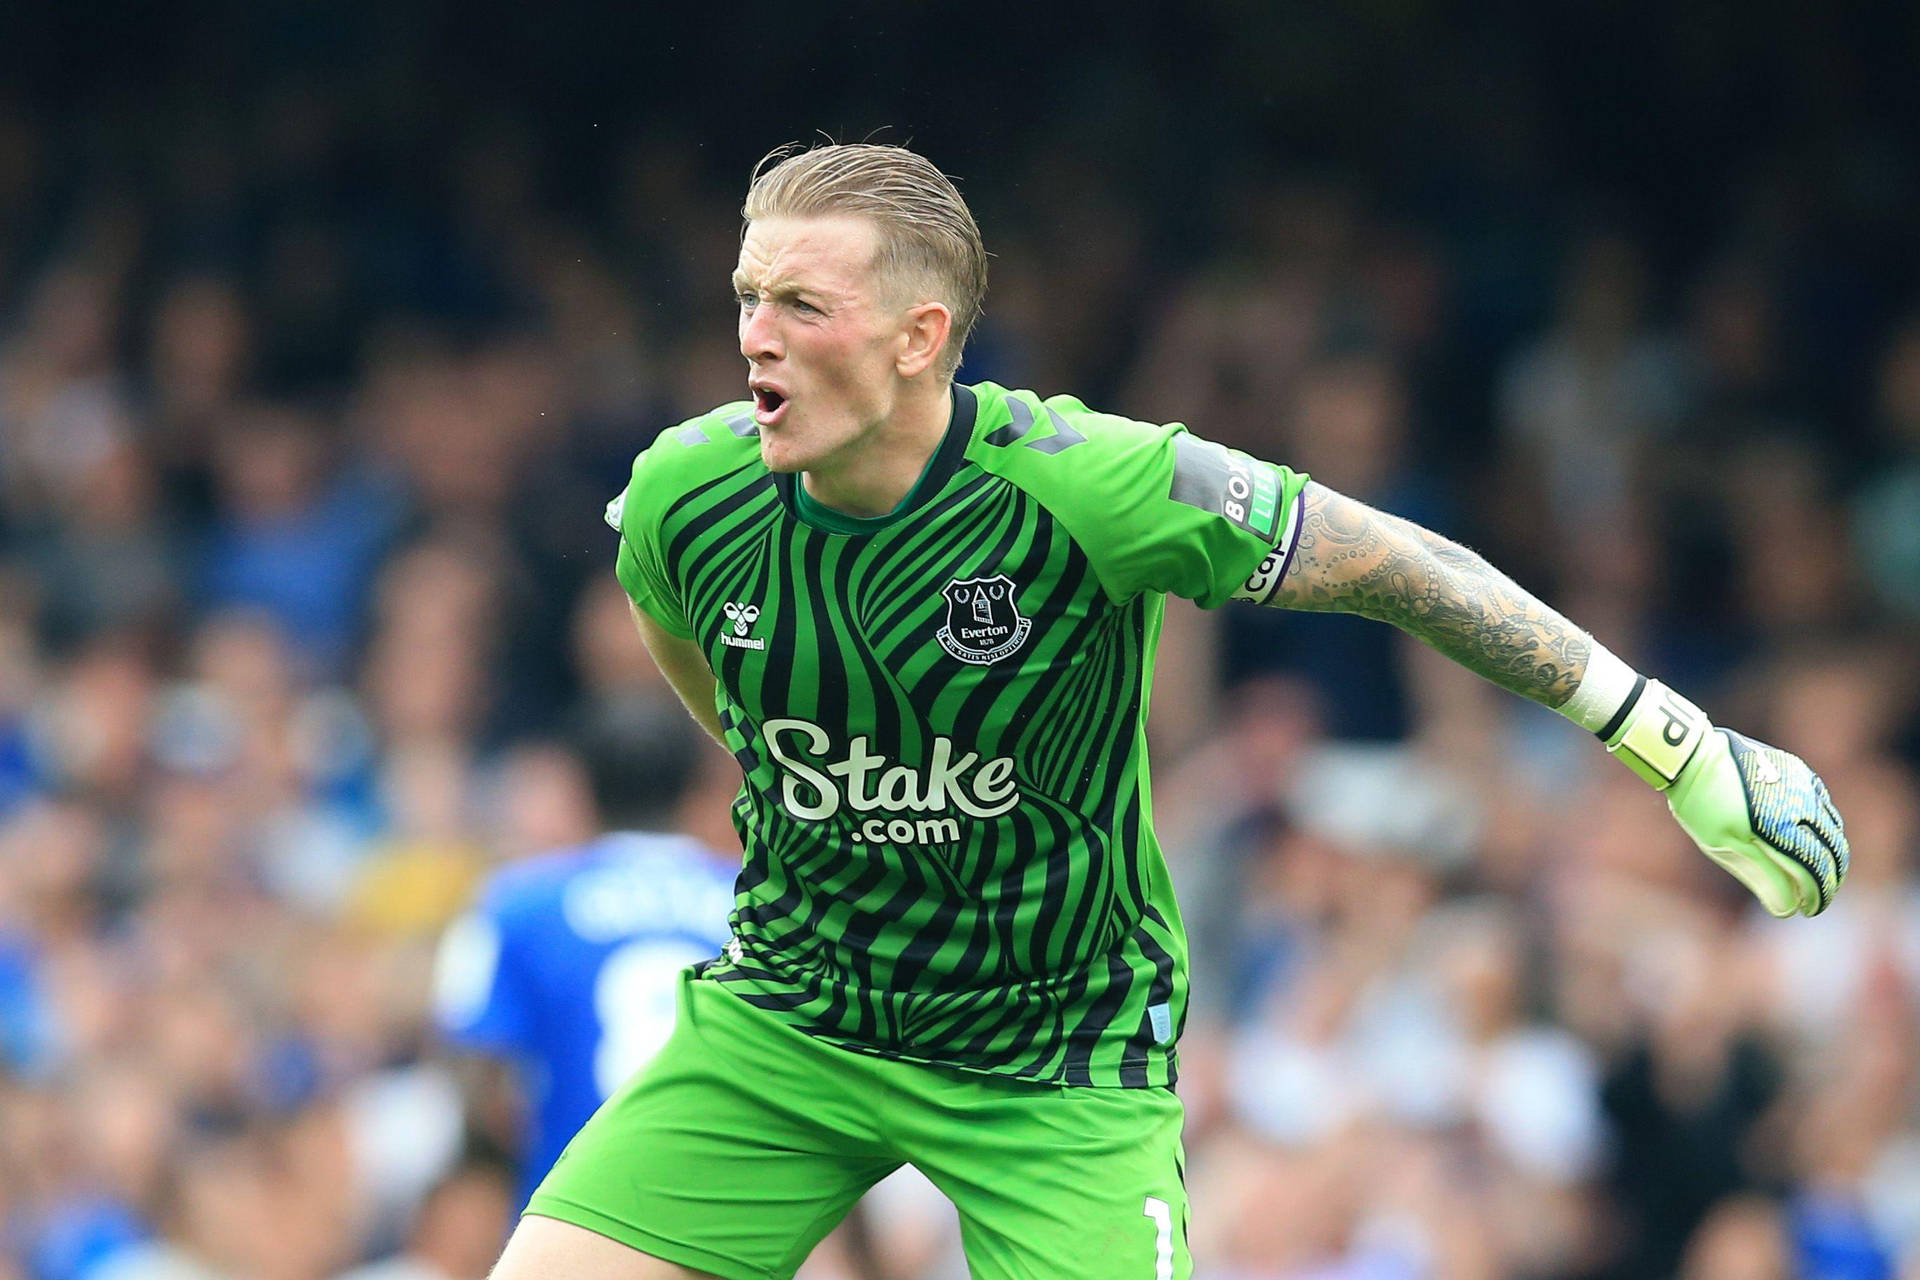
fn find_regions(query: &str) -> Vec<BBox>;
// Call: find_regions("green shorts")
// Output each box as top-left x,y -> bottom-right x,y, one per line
526,968 -> 1191,1280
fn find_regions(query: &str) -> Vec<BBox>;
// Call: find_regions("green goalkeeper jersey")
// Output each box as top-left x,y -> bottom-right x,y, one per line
609,382 -> 1307,1087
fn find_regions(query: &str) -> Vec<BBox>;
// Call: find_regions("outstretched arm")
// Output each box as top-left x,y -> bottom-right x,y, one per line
1265,481 -> 1848,917
1268,482 -> 1590,710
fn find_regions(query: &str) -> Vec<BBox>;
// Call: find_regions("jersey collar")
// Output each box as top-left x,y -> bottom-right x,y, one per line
777,383 -> 978,535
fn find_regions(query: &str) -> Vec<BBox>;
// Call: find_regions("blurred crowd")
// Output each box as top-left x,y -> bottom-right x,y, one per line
3,8 -> 1920,1279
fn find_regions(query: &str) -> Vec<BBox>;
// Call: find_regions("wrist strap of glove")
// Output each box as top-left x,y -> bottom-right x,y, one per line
1601,679 -> 1712,791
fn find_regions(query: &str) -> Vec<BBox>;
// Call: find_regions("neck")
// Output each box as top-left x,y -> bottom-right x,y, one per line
800,382 -> 954,518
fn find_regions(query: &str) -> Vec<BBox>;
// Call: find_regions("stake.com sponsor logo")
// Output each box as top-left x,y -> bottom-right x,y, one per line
761,716 -> 1019,845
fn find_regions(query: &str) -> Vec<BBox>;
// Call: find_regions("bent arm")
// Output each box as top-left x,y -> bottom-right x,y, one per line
629,601 -> 728,748
1269,481 -> 1591,709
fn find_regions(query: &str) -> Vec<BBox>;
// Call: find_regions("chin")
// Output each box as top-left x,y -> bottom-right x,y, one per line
758,416 -> 858,475
756,433 -> 811,474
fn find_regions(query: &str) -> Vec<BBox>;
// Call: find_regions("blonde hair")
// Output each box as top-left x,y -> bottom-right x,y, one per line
743,143 -> 987,379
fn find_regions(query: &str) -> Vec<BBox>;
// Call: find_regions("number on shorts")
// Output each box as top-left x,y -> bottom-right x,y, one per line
1142,1196 -> 1173,1280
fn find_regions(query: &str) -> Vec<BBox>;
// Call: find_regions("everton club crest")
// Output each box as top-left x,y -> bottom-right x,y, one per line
937,574 -> 1032,665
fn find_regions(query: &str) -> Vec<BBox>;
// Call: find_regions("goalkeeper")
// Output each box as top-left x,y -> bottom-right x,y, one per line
492,143 -> 1847,1280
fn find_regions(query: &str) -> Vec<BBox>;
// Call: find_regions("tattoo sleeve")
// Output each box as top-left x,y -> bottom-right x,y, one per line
1267,482 -> 1591,709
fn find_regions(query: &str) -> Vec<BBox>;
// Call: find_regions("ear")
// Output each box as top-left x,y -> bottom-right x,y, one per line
895,301 -> 954,379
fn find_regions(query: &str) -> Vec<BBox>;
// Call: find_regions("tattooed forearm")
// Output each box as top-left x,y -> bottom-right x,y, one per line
1269,482 -> 1591,708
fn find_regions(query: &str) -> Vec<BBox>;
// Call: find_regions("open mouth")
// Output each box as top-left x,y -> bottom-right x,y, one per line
753,387 -> 786,414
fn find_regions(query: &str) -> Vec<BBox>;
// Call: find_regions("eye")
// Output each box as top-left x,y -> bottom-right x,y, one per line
736,291 -> 758,310
794,299 -> 820,316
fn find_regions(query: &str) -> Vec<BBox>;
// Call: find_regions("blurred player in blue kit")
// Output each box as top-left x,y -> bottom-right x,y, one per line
432,698 -> 735,1204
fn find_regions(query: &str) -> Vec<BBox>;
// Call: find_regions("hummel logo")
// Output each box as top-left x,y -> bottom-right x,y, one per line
720,602 -> 766,651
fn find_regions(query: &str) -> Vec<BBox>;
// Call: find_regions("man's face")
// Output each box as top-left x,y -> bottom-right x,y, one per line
734,215 -> 910,474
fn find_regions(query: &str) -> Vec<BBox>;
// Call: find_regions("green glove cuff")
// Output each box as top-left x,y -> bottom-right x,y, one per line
1603,679 -> 1712,790
1593,677 -> 1846,919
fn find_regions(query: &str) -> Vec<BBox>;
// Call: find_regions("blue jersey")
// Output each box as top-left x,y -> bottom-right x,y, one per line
432,831 -> 736,1201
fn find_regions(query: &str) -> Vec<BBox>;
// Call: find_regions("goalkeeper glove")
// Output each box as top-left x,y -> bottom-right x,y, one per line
1597,677 -> 1848,917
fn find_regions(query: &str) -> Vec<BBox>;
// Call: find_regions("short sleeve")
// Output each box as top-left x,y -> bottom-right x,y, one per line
607,458 -> 694,639
1023,396 -> 1309,608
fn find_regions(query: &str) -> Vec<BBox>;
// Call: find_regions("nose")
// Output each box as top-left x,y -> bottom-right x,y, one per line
739,302 -> 783,363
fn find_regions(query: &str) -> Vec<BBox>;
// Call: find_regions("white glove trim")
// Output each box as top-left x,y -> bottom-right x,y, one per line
1556,641 -> 1642,734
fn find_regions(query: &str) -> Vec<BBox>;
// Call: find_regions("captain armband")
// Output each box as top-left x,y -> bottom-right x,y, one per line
1228,493 -> 1305,606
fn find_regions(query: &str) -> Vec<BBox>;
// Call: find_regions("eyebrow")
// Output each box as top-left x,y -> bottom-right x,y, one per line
731,273 -> 818,300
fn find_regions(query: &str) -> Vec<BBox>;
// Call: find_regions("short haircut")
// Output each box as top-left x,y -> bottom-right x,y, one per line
743,142 -> 987,379
571,694 -> 700,832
